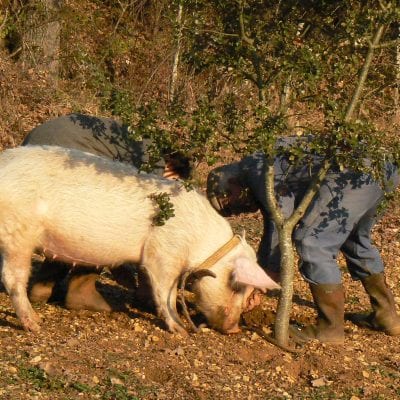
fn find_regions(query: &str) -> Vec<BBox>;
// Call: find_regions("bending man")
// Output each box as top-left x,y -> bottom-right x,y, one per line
206,140 -> 400,344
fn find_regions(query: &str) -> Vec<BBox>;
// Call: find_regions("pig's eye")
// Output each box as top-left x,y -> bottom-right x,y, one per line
230,282 -> 244,293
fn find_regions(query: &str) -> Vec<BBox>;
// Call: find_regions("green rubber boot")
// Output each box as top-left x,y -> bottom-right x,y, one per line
291,283 -> 345,345
356,273 -> 400,336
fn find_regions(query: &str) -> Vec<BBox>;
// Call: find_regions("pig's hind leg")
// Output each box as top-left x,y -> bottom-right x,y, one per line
1,252 -> 41,332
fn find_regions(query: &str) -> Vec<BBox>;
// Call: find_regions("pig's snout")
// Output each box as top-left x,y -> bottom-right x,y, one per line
243,289 -> 263,312
216,301 -> 243,334
220,289 -> 263,333
200,304 -> 241,334
221,318 -> 241,334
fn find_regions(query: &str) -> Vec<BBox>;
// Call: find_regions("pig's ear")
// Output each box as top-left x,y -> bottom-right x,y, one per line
232,257 -> 280,291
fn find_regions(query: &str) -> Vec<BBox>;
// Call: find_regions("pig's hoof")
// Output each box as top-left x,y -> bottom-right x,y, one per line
21,317 -> 41,332
31,310 -> 42,324
168,322 -> 188,336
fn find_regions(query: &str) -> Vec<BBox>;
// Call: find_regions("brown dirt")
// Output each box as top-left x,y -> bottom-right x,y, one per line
0,203 -> 399,400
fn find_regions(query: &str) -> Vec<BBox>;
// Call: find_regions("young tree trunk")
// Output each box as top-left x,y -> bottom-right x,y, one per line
271,25 -> 385,348
274,226 -> 296,345
272,160 -> 331,348
395,24 -> 400,122
22,0 -> 62,86
169,1 -> 184,103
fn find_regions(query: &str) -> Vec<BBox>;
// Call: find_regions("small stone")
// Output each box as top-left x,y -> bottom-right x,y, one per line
110,377 -> 124,385
311,377 -> 332,387
362,370 -> 370,378
66,338 -> 80,347
262,326 -> 272,335
29,355 -> 42,364
193,359 -> 202,368
255,369 -> 265,374
250,332 -> 259,341
92,376 -> 100,384
8,366 -> 18,374
243,375 -> 250,382
39,361 -> 57,377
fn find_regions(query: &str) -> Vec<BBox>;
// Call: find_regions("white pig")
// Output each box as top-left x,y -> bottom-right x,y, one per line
0,146 -> 278,334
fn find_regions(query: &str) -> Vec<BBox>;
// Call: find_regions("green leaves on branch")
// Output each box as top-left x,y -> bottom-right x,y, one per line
125,99 -> 224,169
177,0 -> 399,166
149,192 -> 175,226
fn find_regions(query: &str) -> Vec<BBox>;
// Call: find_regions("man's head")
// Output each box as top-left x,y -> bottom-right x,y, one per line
163,151 -> 192,180
206,163 -> 259,216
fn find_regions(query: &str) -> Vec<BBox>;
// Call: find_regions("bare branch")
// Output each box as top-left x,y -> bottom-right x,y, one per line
287,159 -> 331,230
0,8 -> 9,33
136,50 -> 176,106
345,25 -> 385,122
170,1 -> 184,103
7,46 -> 22,59
373,39 -> 400,49
238,1 -> 254,46
112,2 -> 130,36
182,27 -> 239,39
395,25 -> 400,120
264,160 -> 285,227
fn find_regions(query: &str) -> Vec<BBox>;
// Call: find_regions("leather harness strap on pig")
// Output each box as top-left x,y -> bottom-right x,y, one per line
196,235 -> 241,270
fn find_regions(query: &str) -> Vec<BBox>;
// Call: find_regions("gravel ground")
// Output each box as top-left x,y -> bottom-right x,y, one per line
0,198 -> 399,400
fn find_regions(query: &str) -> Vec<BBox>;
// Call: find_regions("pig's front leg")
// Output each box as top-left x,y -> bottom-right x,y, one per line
1,253 -> 41,332
145,267 -> 187,335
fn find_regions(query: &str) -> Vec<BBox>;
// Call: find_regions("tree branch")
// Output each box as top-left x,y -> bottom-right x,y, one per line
265,160 -> 285,226
237,0 -> 265,101
286,159 -> 331,230
238,1 -> 254,46
0,8 -> 9,34
170,1 -> 184,102
345,25 -> 385,122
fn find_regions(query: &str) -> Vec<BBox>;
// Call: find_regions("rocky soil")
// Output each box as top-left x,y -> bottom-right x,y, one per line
0,199 -> 399,400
